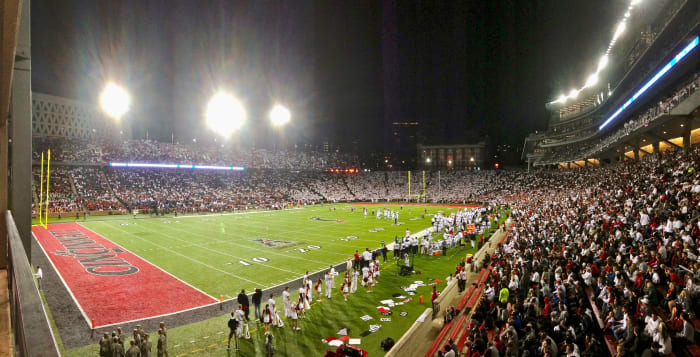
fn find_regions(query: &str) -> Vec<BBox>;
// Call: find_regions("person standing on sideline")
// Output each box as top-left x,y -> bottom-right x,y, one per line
351,268 -> 359,293
111,337 -> 124,357
262,304 -> 272,331
267,294 -> 279,327
329,265 -> 337,286
265,333 -> 275,356
289,295 -> 300,330
227,312 -> 239,351
34,266 -> 43,291
125,340 -> 141,357
140,334 -> 152,357
282,287 -> 291,318
157,322 -> 168,357
341,273 -> 350,301
353,250 -> 361,270
156,329 -> 166,357
237,289 -> 250,320
325,271 -> 333,299
315,278 -> 323,301
252,288 -> 262,321
100,332 -> 111,357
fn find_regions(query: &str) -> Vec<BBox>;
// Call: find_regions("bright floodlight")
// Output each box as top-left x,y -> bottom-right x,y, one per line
598,55 -> 609,72
269,104 -> 291,126
100,83 -> 130,119
613,21 -> 626,41
585,73 -> 598,88
206,93 -> 245,136
569,89 -> 579,99
426,158 -> 431,163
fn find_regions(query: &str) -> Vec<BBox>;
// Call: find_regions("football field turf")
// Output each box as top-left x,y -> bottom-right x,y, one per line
78,203 -> 467,297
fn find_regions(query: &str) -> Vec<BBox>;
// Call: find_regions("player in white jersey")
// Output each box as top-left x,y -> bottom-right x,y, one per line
351,268 -> 359,293
282,287 -> 291,318
324,271 -> 333,299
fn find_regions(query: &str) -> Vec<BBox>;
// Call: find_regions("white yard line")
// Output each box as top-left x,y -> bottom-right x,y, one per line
79,224 -> 218,301
101,223 -> 264,286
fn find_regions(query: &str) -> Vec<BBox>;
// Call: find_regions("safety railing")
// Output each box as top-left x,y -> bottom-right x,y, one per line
6,211 -> 60,356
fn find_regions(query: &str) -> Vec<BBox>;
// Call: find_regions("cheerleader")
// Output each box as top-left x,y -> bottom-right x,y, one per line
297,293 -> 306,319
373,259 -> 380,283
341,274 -> 350,301
361,266 -> 369,287
262,304 -> 272,331
315,278 -> 323,301
290,298 -> 300,330
351,268 -> 359,293
366,268 -> 374,293
304,282 -> 312,310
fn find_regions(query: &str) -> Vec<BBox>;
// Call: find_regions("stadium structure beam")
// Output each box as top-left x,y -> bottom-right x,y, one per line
0,0 -> 21,267
9,0 -> 30,257
646,132 -> 682,150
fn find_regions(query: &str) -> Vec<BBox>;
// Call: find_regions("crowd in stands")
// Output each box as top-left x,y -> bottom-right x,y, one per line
453,146 -> 700,357
33,137 -> 359,170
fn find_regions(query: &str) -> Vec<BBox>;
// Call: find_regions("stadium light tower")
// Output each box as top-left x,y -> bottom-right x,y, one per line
269,104 -> 291,127
100,83 -> 130,119
205,92 -> 245,137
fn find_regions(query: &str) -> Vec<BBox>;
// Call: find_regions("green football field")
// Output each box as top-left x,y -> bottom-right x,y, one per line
79,203 -> 466,297
55,203 -> 504,357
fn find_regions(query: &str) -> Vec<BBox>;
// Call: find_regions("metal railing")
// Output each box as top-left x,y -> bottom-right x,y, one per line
6,211 -> 60,356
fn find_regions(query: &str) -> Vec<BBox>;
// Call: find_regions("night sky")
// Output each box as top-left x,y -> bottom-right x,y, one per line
31,0 -> 625,157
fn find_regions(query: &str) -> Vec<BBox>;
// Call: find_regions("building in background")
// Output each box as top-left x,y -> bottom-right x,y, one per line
32,93 -> 130,140
418,141 -> 488,170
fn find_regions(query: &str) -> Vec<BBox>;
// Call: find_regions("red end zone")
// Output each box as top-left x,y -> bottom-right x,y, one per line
33,223 -> 217,327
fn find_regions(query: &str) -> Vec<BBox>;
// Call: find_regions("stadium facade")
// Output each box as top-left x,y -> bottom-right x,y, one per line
32,92 -> 130,140
522,0 -> 700,169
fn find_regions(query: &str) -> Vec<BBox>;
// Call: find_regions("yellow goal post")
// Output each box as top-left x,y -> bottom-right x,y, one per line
33,149 -> 50,229
407,170 -> 426,198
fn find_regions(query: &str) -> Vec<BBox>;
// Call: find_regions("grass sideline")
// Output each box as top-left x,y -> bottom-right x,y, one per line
59,211 -> 506,356
60,204 -> 474,296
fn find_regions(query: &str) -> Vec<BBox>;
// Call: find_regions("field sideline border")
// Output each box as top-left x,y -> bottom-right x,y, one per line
39,203 -> 482,349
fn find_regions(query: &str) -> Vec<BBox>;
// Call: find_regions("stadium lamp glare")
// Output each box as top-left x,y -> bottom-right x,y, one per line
585,73 -> 598,88
206,93 -> 245,136
100,83 -> 130,119
269,104 -> 291,127
557,94 -> 567,103
613,21 -> 626,41
631,0 -> 642,5
426,158 -> 431,163
470,157 -> 474,162
598,55 -> 609,72
569,89 -> 579,99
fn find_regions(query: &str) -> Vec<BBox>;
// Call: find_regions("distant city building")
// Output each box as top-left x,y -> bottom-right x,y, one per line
31,92 -> 130,140
418,141 -> 488,169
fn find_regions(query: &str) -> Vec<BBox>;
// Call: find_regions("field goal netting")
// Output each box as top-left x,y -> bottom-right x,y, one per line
407,170 -> 426,201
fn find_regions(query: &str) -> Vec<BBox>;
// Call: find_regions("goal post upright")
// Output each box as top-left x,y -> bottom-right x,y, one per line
38,152 -> 43,227
45,149 -> 50,228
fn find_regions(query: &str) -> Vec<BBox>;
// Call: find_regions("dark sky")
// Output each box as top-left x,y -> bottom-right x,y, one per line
31,0 -> 625,154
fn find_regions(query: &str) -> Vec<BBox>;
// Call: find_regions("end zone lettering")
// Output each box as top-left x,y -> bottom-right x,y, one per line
49,230 -> 139,276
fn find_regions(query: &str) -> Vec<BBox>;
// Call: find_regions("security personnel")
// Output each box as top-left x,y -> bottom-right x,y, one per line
126,340 -> 141,357
140,334 -> 152,357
